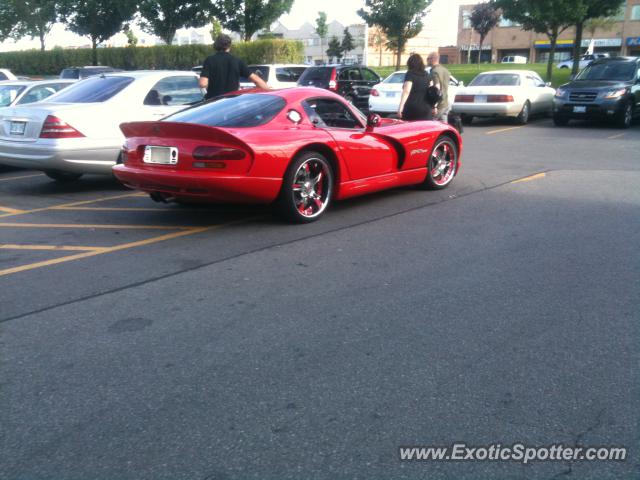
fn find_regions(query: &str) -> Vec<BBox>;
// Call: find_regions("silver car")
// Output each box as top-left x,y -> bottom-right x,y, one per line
0,80 -> 75,108
0,70 -> 203,182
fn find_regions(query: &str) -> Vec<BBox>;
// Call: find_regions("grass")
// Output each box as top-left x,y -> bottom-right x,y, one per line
371,63 -> 572,88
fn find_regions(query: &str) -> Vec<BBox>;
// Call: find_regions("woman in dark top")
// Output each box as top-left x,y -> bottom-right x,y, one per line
397,53 -> 433,121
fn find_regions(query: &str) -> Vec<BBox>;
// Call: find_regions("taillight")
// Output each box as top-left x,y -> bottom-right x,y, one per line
192,146 -> 246,161
328,68 -> 337,91
487,95 -> 514,102
455,95 -> 474,103
39,115 -> 84,138
370,89 -> 379,97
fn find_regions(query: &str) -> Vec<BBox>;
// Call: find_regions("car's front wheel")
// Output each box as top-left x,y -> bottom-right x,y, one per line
276,151 -> 334,223
420,135 -> 458,190
44,170 -> 83,182
617,102 -> 633,129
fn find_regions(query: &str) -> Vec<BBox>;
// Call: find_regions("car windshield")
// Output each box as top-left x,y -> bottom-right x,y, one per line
47,76 -> 134,103
384,72 -> 406,84
575,62 -> 636,81
470,73 -> 521,86
164,93 -> 286,127
0,85 -> 27,106
298,68 -> 331,84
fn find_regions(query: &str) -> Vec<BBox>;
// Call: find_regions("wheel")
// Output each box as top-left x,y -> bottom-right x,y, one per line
553,114 -> 569,126
276,151 -> 334,223
516,101 -> 531,125
44,170 -> 83,182
616,102 -> 632,129
560,66 -> 569,69
461,114 -> 473,126
420,136 -> 458,190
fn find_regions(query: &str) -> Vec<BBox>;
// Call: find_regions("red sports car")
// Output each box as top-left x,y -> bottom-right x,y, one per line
113,88 -> 462,223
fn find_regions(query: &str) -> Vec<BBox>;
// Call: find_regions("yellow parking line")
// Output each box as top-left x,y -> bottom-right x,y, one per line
0,205 -> 25,214
608,133 -> 624,140
486,126 -> 523,135
0,173 -> 43,182
0,244 -> 107,252
0,222 -> 194,230
511,172 -> 547,184
52,206 -> 211,213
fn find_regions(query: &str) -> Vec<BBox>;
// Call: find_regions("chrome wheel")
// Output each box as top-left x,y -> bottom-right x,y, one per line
622,104 -> 632,128
429,139 -> 457,187
287,156 -> 333,220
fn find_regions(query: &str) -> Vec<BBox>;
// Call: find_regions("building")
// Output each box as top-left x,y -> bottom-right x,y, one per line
457,1 -> 640,63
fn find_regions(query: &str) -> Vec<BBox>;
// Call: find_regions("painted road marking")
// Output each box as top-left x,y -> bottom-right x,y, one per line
608,133 -> 624,140
52,206 -> 216,213
0,222 -> 195,230
511,172 -> 547,184
486,126 -> 523,135
0,173 -> 43,183
0,244 -> 107,252
0,205 -> 25,214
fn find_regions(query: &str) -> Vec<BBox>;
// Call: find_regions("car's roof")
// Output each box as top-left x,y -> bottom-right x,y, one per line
591,56 -> 639,64
476,70 -> 538,76
102,70 -> 198,79
0,79 -> 76,87
249,64 -> 308,68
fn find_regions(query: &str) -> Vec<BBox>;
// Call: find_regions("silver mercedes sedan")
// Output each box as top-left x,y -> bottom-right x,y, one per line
0,70 -> 203,182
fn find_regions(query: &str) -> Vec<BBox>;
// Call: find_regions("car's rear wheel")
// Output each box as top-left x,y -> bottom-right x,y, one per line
516,101 -> 531,125
420,135 -> 458,190
617,102 -> 633,129
44,170 -> 83,182
276,151 -> 334,223
461,114 -> 473,125
553,114 -> 569,126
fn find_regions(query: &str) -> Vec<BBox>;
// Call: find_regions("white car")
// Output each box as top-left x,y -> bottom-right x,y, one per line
501,55 -> 528,64
368,70 -> 463,116
557,53 -> 609,70
0,70 -> 203,181
0,69 -> 18,81
0,80 -> 75,108
239,64 -> 308,89
451,70 -> 556,125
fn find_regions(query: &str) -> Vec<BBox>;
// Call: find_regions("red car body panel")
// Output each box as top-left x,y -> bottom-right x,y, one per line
113,88 -> 462,204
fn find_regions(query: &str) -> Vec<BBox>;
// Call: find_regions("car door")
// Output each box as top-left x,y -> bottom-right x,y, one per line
632,64 -> 640,112
337,67 -> 359,104
142,75 -> 203,119
360,68 -> 382,110
302,97 -> 396,180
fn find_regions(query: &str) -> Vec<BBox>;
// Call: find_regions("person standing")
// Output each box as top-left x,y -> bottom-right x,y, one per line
199,34 -> 269,99
427,51 -> 451,123
397,53 -> 432,121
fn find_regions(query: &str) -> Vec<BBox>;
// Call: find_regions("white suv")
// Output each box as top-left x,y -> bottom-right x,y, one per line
501,55 -> 528,64
557,53 -> 609,70
239,64 -> 308,89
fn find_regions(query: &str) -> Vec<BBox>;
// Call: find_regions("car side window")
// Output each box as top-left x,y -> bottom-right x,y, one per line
145,76 -> 203,106
303,98 -> 362,129
0,72 -> 7,80
17,85 -> 58,104
340,68 -> 362,81
361,68 -> 379,82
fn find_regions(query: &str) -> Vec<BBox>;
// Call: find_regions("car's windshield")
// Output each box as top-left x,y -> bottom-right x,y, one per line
298,68 -> 331,84
47,76 -> 134,103
470,73 -> 521,86
575,62 -> 636,81
384,72 -> 406,84
164,93 -> 286,127
0,85 -> 27,106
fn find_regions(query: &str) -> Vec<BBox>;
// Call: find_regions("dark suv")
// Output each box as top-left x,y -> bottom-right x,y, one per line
297,65 -> 382,111
553,57 -> 640,128
59,66 -> 121,80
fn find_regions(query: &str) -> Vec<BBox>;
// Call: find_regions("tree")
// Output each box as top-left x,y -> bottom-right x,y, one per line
492,0 -> 586,81
315,11 -> 328,63
570,0 -> 625,75
214,0 -> 294,42
123,24 -> 138,46
326,36 -> 343,63
138,0 -> 215,46
469,2 -> 500,65
210,17 -> 222,42
358,0 -> 431,69
341,27 -> 355,60
368,29 -> 386,66
0,0 -> 60,51
60,0 -> 137,64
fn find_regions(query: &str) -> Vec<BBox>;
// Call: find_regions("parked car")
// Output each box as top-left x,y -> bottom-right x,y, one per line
501,55 -> 528,64
239,64 -> 308,89
0,80 -> 75,108
59,66 -> 121,80
191,65 -> 203,75
553,56 -> 640,128
0,69 -> 18,81
452,70 -> 556,125
0,71 -> 203,181
296,65 -> 382,111
368,69 -> 463,116
557,53 -> 609,70
113,88 -> 462,223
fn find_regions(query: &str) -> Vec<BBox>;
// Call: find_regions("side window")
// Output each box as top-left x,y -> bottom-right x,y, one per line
347,68 -> 362,81
361,68 -> 379,82
303,98 -> 362,129
17,86 -> 58,104
145,76 -> 203,106
0,72 -> 7,80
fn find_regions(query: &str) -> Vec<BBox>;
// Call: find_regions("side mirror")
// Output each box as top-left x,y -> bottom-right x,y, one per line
367,113 -> 381,128
544,82 -> 552,87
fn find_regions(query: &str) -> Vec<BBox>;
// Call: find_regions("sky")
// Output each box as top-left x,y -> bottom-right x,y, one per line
0,0 -> 481,52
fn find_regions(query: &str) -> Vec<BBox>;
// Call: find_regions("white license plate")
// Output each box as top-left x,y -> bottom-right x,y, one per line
143,146 -> 178,165
475,95 -> 487,103
10,121 -> 26,136
573,106 -> 586,113
385,92 -> 397,98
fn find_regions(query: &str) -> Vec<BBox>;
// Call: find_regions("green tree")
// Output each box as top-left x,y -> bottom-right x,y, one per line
368,29 -> 386,66
358,0 -> 430,69
326,36 -> 343,63
0,0 -> 60,51
469,2 -> 500,65
214,0 -> 294,41
570,0 -> 625,75
138,0 -> 215,46
341,27 -> 355,60
210,17 -> 222,42
492,0 -> 586,81
315,11 -> 328,63
60,0 -> 138,63
123,24 -> 138,46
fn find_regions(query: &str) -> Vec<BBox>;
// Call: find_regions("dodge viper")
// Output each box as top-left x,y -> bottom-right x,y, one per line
113,87 -> 462,223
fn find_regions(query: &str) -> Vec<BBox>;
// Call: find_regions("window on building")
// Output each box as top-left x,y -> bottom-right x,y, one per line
462,10 -> 471,29
631,5 -> 640,20
499,17 -> 520,27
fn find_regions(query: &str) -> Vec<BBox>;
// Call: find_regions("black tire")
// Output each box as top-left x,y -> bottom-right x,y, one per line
44,170 -> 83,182
516,101 -> 531,125
616,102 -> 633,129
275,151 -> 334,223
420,135 -> 458,191
553,115 -> 569,126
461,114 -> 473,126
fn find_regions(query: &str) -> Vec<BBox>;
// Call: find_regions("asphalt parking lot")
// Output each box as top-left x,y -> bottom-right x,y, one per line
1,118 -> 639,479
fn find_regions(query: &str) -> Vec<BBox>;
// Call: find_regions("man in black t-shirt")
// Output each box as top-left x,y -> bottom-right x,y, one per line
199,34 -> 269,99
